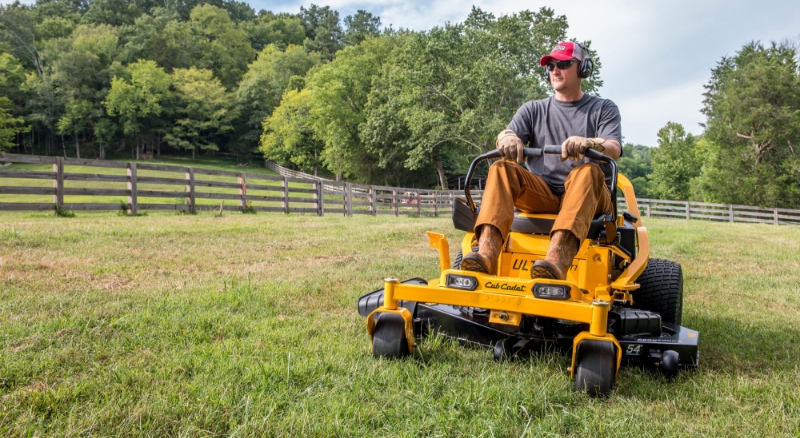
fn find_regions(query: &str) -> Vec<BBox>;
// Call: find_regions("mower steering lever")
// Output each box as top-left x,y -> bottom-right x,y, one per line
463,145 -> 618,220
464,148 -> 540,211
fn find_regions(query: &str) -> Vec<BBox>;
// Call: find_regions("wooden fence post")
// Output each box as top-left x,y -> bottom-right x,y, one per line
393,189 -> 398,217
282,176 -> 289,214
371,186 -> 377,216
685,201 -> 690,220
645,202 -> 651,218
317,181 -> 324,216
127,162 -> 138,216
341,183 -> 346,216
185,167 -> 195,214
345,182 -> 352,217
53,157 -> 64,209
774,208 -> 779,225
415,189 -> 421,216
238,173 -> 247,211
729,204 -> 734,223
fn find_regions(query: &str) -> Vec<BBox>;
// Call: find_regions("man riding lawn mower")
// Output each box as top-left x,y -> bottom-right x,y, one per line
357,42 -> 699,396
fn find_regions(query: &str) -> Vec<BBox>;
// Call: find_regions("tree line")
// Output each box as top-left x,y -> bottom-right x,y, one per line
1,1 -> 798,207
0,0 -> 385,161
620,40 -> 800,209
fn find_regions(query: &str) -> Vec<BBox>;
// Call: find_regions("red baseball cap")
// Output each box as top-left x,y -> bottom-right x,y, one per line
539,41 -> 585,66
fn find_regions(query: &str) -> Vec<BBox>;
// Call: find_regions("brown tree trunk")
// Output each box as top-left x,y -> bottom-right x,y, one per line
432,155 -> 448,190
75,135 -> 80,159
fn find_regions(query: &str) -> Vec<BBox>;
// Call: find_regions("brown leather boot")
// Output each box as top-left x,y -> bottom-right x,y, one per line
531,230 -> 580,280
461,225 -> 503,275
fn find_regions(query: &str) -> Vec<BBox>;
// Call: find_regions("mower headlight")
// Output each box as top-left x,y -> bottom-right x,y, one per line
533,283 -> 570,300
446,274 -> 478,291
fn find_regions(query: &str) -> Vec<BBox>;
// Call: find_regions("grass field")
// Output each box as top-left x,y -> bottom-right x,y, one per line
1,210 -> 799,436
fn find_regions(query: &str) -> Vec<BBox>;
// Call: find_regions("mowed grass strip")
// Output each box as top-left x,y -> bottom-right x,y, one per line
0,213 -> 798,436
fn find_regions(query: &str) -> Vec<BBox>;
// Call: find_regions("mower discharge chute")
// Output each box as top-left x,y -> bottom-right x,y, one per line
358,146 -> 699,397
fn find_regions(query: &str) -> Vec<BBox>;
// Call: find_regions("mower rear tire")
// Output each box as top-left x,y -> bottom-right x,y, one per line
574,340 -> 616,397
372,313 -> 410,359
634,258 -> 683,325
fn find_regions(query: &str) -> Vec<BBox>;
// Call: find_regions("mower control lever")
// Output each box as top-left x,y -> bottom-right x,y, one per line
463,148 -> 540,211
463,145 -> 619,220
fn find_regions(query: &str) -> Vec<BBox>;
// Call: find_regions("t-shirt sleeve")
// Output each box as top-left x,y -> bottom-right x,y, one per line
507,103 -> 533,145
597,100 -> 622,155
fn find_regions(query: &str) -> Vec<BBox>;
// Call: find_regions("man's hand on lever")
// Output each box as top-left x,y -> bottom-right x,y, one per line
560,136 -> 608,162
496,129 -> 526,163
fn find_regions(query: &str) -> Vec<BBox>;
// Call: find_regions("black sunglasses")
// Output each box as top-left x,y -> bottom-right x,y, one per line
545,59 -> 577,71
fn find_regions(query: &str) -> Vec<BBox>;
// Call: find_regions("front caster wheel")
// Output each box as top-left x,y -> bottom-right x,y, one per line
574,340 -> 616,397
493,338 -> 516,361
372,313 -> 410,359
659,350 -> 679,379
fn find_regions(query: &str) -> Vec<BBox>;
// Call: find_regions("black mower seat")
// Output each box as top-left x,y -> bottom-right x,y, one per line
510,213 -> 606,239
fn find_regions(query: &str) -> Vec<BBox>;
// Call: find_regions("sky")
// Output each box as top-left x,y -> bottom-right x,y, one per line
247,0 -> 800,146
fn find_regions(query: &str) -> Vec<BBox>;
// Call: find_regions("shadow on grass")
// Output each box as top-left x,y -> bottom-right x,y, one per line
400,309 -> 800,401
685,311 -> 799,374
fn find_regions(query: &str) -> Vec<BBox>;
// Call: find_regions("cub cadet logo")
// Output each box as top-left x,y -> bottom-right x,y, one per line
485,282 -> 526,292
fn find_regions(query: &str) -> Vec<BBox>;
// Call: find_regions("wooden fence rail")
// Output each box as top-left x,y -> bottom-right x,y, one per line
2,153 -> 800,225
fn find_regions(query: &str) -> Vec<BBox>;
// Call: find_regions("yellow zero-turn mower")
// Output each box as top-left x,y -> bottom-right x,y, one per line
358,146 -> 699,397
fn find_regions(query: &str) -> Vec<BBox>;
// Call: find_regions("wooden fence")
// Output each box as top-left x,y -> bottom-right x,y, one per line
1,153 -> 799,225
0,153 -> 474,217
620,198 -> 800,225
0,154 -> 324,215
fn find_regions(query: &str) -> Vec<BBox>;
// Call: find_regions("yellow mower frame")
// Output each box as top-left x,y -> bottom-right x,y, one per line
366,173 -> 648,381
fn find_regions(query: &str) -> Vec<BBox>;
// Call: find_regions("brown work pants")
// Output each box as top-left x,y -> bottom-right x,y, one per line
474,161 -> 611,243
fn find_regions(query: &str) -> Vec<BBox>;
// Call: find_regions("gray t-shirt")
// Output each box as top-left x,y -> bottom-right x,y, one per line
508,94 -> 622,194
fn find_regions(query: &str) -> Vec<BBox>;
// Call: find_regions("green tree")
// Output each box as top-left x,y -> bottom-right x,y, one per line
650,122 -> 700,201
700,41 -> 800,208
617,144 -> 653,198
235,44 -> 320,149
104,59 -> 171,159
362,7 -> 577,188
342,10 -> 381,46
259,88 -> 324,175
45,24 -> 120,158
299,4 -> 342,61
121,8 -> 202,72
56,98 -> 93,158
0,52 -> 26,104
0,96 -> 28,151
81,0 -> 142,26
305,35 -> 403,182
165,67 -> 237,160
188,4 -> 255,89
239,12 -> 305,52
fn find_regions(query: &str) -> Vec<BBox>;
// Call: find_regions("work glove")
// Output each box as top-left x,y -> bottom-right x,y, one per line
561,136 -> 606,162
496,129 -> 525,163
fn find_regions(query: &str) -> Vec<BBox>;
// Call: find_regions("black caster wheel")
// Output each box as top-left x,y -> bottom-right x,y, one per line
659,350 -> 679,379
493,338 -> 516,361
372,313 -> 410,359
574,340 -> 616,397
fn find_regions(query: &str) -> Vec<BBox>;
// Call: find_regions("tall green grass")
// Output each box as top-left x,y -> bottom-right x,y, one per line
0,213 -> 798,436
